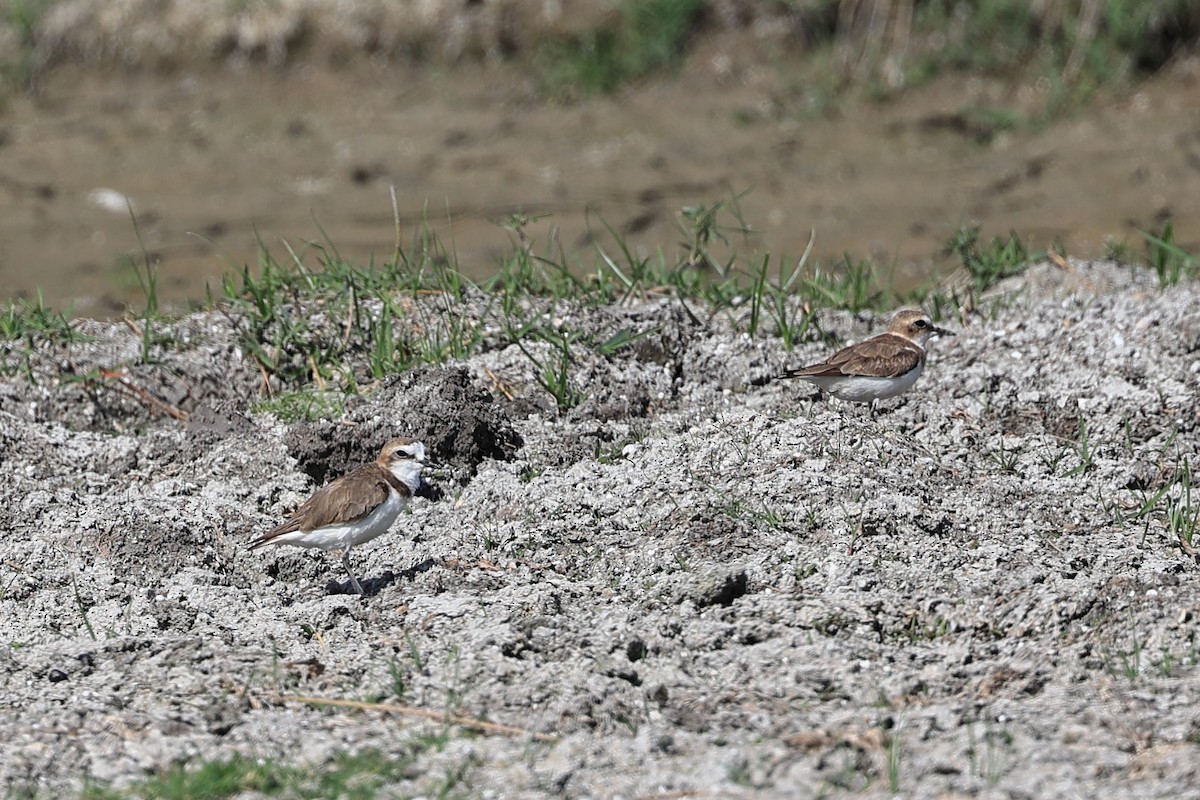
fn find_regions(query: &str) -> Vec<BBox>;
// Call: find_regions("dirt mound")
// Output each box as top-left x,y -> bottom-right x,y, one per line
283,366 -> 524,486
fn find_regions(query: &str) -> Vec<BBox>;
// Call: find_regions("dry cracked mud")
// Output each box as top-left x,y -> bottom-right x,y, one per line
2,260 -> 1200,798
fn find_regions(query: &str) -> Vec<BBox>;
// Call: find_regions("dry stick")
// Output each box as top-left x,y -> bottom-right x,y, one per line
282,695 -> 558,743
1047,251 -> 1074,271
99,369 -> 189,421
252,354 -> 274,397
390,184 -> 403,267
308,353 -> 326,390
483,367 -> 515,401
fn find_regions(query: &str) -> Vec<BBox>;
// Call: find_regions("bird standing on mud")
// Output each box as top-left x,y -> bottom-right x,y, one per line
250,437 -> 429,595
780,309 -> 953,410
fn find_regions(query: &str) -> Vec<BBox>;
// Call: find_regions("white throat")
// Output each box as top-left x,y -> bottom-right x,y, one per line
909,333 -> 931,351
389,460 -> 425,493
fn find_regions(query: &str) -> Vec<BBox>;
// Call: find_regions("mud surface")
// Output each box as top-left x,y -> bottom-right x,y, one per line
5,43 -> 1200,316
2,261 -> 1200,797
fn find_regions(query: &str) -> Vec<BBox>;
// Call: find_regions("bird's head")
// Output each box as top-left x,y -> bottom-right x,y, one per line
889,309 -> 954,349
378,437 -> 428,492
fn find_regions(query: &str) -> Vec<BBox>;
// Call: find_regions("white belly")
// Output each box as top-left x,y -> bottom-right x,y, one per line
801,364 -> 923,403
271,490 -> 405,552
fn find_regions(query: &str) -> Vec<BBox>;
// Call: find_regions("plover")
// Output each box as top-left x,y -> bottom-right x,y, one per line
780,309 -> 953,407
251,437 -> 428,595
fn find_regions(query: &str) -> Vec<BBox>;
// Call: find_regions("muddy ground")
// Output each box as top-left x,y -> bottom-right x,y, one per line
6,21 -> 1200,317
1,259 -> 1198,798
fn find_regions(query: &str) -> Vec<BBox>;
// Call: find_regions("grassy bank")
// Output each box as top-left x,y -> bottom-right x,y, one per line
4,0 -> 1198,106
2,192 -> 1195,420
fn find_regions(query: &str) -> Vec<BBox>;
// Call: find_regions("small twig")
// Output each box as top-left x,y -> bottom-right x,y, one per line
483,367 -> 515,401
99,369 -> 189,421
390,184 -> 403,267
281,695 -> 558,742
1047,250 -> 1074,272
308,354 -> 326,390
252,354 -> 273,397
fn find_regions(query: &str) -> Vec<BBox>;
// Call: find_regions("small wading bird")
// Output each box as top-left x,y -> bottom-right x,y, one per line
779,309 -> 953,411
250,437 -> 429,595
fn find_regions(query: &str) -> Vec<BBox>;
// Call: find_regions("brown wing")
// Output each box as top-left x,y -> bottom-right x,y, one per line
250,464 -> 391,548
785,334 -> 922,379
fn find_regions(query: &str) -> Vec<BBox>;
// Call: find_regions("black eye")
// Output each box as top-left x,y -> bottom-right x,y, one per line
914,319 -> 929,328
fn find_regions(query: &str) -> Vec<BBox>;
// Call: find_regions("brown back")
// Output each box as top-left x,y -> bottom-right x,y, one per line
793,333 -> 923,379
250,462 -> 410,548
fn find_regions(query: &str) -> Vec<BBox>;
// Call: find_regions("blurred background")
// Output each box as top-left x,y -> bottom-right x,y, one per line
2,0 -> 1200,316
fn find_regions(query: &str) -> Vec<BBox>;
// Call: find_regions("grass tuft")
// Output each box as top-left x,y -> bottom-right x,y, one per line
0,292 -> 87,381
944,226 -> 1040,295
512,327 -> 585,412
214,225 -> 481,394
0,0 -> 48,95
0,292 -> 80,344
250,390 -> 346,423
1141,220 -> 1199,287
902,1 -> 1200,111
536,0 -> 706,98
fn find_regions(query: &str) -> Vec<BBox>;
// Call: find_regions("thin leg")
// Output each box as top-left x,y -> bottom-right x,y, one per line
342,549 -> 365,595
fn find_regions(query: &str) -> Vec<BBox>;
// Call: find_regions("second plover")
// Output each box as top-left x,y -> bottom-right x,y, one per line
780,309 -> 953,407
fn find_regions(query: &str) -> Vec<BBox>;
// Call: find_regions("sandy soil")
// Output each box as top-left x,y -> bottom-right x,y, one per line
5,37 -> 1200,317
1,260 -> 1199,797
